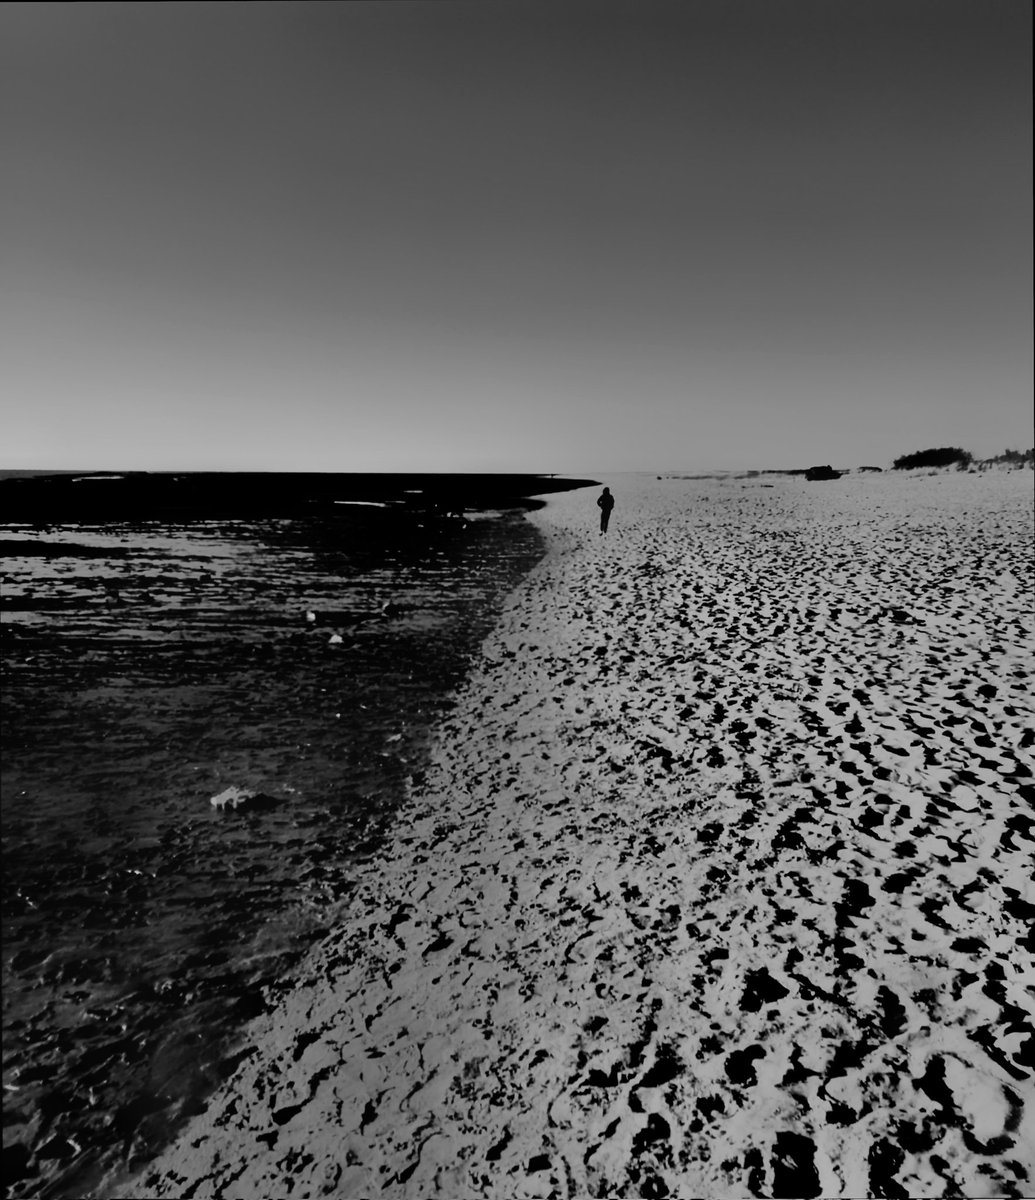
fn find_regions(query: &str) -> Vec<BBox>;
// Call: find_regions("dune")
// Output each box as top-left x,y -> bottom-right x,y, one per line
117,469 -> 1034,1200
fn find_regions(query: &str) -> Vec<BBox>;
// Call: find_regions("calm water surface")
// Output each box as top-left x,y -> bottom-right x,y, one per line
1,504 -> 542,1198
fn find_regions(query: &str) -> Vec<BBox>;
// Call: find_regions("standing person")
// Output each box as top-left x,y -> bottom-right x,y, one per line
597,486 -> 615,534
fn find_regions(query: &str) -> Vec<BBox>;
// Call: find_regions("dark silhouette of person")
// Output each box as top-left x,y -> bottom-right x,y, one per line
597,487 -> 615,534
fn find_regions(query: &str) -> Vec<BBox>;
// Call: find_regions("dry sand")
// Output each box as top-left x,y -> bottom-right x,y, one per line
117,470 -> 1034,1200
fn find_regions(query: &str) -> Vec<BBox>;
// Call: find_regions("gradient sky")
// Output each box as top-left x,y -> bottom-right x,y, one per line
3,1 -> 1031,472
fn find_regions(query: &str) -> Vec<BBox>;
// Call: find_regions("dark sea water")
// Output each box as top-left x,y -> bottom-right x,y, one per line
0,488 -> 549,1198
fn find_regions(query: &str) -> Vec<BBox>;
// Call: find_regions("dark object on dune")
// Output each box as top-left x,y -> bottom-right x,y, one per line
892,447 -> 972,470
858,465 -> 883,473
804,465 -> 842,481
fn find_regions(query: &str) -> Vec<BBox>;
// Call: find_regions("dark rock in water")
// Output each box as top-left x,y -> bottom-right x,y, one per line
35,1087 -> 74,1131
110,1093 -> 168,1139
34,1134 -> 79,1161
209,787 -> 282,814
805,465 -> 843,481
3,1143 -> 34,1184
9,947 -> 48,973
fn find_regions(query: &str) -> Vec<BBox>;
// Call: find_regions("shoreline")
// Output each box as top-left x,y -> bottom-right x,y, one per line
114,471 -> 1033,1199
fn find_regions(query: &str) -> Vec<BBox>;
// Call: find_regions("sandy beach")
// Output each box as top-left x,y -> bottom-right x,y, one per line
116,469 -> 1034,1200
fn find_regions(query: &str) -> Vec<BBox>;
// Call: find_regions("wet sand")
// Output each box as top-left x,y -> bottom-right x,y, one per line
117,469 -> 1033,1199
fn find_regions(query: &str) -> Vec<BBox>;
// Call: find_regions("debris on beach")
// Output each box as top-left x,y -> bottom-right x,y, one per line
209,786 -> 282,813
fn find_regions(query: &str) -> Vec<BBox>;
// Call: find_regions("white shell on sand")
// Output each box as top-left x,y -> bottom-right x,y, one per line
123,470 -> 1034,1200
208,786 -> 256,811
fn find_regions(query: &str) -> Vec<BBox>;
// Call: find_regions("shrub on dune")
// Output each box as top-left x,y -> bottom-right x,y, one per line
978,448 -> 1034,469
891,447 -> 973,470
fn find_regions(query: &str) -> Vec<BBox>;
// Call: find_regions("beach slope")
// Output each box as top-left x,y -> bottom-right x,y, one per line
119,471 -> 1034,1200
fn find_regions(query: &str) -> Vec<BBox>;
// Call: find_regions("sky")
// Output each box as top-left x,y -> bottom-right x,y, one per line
2,1 -> 1031,473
